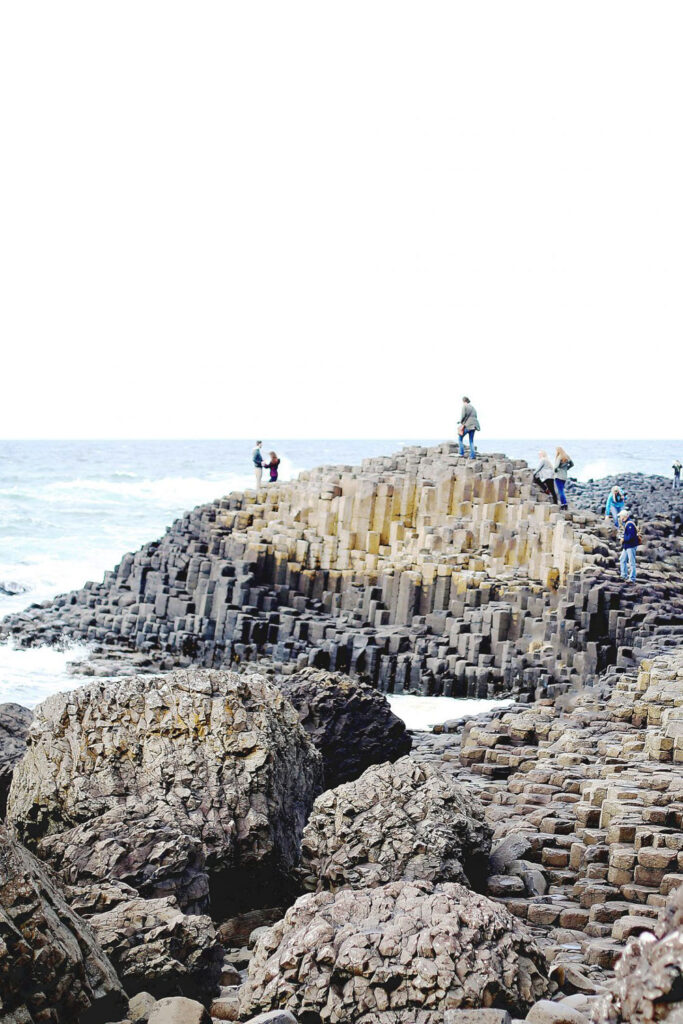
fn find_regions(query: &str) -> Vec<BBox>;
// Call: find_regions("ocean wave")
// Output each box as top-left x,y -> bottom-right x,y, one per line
0,641 -> 92,708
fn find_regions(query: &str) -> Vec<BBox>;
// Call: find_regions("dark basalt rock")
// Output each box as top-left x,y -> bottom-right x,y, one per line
0,701 -> 33,819
0,822 -> 127,1024
274,667 -> 412,787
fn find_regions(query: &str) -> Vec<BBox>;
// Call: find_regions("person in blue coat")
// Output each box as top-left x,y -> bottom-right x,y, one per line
619,509 -> 639,581
605,486 -> 626,527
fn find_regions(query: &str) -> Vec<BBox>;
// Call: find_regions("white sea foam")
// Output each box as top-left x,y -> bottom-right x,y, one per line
387,693 -> 513,732
0,641 -> 91,708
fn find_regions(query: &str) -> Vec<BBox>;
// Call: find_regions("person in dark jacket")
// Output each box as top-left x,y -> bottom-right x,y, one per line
264,451 -> 281,482
619,509 -> 639,581
458,397 -> 480,459
252,441 -> 263,487
673,460 -> 682,491
554,447 -> 574,510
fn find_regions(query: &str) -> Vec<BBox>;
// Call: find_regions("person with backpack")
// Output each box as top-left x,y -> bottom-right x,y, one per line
673,460 -> 682,490
252,441 -> 264,487
554,446 -> 574,510
618,510 -> 640,581
264,451 -> 281,482
533,450 -> 557,503
458,397 -> 480,459
605,485 -> 626,527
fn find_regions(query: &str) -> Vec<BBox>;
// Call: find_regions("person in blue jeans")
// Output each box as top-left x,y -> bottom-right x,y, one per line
619,510 -> 639,581
458,397 -> 480,459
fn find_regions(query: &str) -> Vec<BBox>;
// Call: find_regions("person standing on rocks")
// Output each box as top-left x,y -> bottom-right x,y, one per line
264,451 -> 281,482
252,441 -> 264,487
673,460 -> 682,490
619,509 -> 640,581
533,451 -> 557,503
458,397 -> 480,459
605,485 -> 626,527
553,447 -> 573,510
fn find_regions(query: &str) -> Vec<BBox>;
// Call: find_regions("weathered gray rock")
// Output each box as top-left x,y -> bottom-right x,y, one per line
275,667 -> 412,787
244,1014 -> 299,1024
8,670 -> 323,917
146,996 -> 211,1023
299,757 -> 491,892
129,991 -> 157,1022
0,702 -> 33,818
86,894 -> 223,1001
0,822 -> 127,1024
239,879 -> 551,1022
526,1000 -> 589,1024
592,883 -> 683,1022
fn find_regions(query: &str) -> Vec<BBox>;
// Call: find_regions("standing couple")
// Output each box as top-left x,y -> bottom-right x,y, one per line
252,441 -> 280,486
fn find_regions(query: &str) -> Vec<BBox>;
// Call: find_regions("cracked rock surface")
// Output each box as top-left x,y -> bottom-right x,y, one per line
0,822 -> 127,1024
239,879 -> 551,1023
299,756 -> 491,893
8,670 -> 323,917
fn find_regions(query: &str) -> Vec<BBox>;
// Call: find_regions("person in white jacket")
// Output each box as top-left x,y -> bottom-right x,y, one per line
533,451 -> 557,503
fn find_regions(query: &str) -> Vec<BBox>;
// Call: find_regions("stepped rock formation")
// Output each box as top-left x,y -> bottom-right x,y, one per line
8,670 -> 323,917
0,823 -> 127,1024
239,879 -> 551,1022
2,444 -> 681,703
299,756 -> 490,892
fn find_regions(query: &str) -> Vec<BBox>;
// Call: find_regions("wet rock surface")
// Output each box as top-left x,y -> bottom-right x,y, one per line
0,822 -> 127,1024
239,879 -> 551,1022
299,756 -> 490,892
0,702 -> 33,818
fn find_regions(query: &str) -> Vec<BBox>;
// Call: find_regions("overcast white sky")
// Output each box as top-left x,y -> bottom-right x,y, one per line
1,3 -> 681,440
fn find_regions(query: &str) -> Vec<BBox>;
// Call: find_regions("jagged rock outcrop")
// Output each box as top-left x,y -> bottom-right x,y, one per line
86,893 -> 223,1001
0,702 -> 33,818
239,879 -> 551,1022
0,823 -> 127,1024
8,669 -> 323,918
592,882 -> 683,1022
299,757 -> 491,892
274,667 -> 411,786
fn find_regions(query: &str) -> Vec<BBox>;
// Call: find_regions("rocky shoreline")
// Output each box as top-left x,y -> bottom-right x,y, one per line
1,443 -> 683,1024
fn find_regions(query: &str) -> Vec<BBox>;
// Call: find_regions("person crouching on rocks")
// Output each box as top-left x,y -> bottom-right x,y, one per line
619,509 -> 640,582
605,485 -> 626,527
554,446 -> 574,510
533,451 -> 557,503
264,451 -> 281,482
458,397 -> 480,459
673,460 -> 682,490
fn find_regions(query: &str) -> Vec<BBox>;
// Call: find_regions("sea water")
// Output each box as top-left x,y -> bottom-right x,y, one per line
1,438 -> 679,720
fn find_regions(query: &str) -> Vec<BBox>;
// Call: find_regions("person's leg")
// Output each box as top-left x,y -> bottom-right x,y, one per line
255,467 -> 262,487
468,430 -> 475,459
458,432 -> 465,456
612,508 -> 620,527
628,547 -> 637,581
555,479 -> 566,507
619,549 -> 628,579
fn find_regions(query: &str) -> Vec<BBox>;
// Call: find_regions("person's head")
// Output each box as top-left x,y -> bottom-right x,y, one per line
612,485 -> 622,498
462,396 -> 470,404
619,509 -> 631,523
256,440 -> 262,447
269,451 -> 277,459
556,446 -> 570,461
539,450 -> 547,459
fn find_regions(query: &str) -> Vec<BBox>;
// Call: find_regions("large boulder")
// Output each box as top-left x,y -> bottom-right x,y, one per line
275,667 -> 411,787
239,879 -> 551,1023
299,757 -> 491,893
0,702 -> 33,818
593,884 -> 683,1023
8,670 -> 324,918
0,823 -> 127,1024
